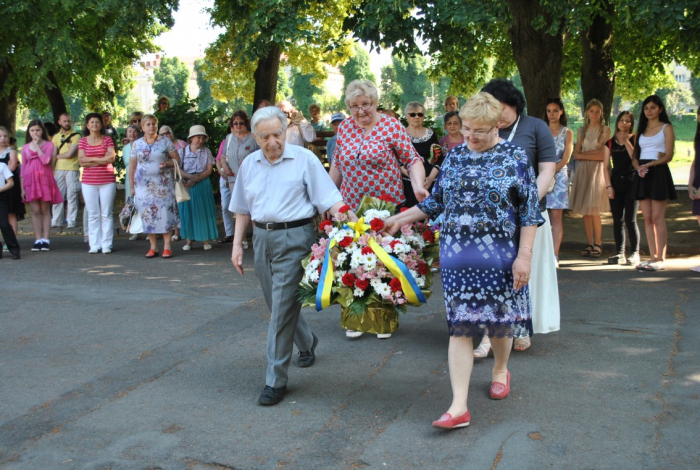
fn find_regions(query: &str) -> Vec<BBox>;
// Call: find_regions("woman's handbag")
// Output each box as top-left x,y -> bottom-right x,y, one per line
173,158 -> 191,203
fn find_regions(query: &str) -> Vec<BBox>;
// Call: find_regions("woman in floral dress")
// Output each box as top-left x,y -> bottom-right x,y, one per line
128,114 -> 181,258
386,92 -> 543,430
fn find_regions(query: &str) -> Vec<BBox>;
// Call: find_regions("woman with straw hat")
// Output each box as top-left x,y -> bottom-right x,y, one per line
178,125 -> 218,251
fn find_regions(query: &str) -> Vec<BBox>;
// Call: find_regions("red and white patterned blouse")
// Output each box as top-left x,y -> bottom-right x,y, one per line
334,114 -> 422,210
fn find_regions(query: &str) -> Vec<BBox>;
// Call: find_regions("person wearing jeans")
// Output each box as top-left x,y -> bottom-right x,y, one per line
78,113 -> 116,254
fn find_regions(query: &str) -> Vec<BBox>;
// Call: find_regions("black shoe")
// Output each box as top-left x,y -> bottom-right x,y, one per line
297,333 -> 318,368
258,385 -> 287,406
11,252 -> 20,260
607,253 -> 625,265
41,241 -> 50,252
32,241 -> 41,252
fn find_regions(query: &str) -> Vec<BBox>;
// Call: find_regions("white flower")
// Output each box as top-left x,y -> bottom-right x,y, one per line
360,253 -> 377,269
363,209 -> 391,223
304,268 -> 320,283
336,252 -> 348,264
350,251 -> 362,269
353,287 -> 365,297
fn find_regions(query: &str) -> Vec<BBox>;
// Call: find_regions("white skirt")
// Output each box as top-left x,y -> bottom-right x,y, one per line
530,210 -> 560,334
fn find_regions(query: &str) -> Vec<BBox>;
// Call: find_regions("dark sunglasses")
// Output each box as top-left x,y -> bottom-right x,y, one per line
230,121 -> 245,126
408,112 -> 424,118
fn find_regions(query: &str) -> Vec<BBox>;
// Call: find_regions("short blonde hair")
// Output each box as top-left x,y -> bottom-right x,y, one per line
404,101 -> 425,116
141,114 -> 158,125
344,80 -> 378,108
459,92 -> 502,126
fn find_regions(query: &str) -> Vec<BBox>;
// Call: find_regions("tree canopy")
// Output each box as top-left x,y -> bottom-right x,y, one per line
0,0 -> 177,133
204,0 -> 357,106
153,56 -> 190,105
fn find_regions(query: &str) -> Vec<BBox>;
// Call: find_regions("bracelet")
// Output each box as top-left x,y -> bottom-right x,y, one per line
519,245 -> 532,253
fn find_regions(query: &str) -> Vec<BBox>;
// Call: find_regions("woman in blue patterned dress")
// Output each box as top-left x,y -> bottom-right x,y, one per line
128,114 -> 181,258
543,99 -> 573,265
386,93 -> 543,430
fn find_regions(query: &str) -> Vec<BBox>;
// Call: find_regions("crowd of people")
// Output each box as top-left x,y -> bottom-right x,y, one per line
0,79 -> 697,429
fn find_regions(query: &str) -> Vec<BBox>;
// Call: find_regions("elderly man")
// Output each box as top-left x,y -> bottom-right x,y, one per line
276,100 -> 316,147
230,106 -> 350,406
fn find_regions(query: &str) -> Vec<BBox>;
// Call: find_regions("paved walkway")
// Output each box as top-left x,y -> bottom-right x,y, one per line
1,193 -> 699,469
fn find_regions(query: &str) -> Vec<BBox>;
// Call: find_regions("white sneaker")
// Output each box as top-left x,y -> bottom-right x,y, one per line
377,333 -> 392,339
88,248 -> 99,254
183,244 -> 192,251
242,240 -> 249,250
102,248 -> 112,254
346,330 -> 363,338
203,243 -> 212,251
129,234 -> 139,241
690,265 -> 700,273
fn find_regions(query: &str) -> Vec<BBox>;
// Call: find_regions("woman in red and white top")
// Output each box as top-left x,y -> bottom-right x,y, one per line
78,113 -> 116,254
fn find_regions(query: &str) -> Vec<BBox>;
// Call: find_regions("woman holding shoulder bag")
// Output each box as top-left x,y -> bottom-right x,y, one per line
178,125 -> 218,251
603,111 -> 639,265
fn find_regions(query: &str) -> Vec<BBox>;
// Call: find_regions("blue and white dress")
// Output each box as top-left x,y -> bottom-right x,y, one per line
545,126 -> 569,210
418,141 -> 544,338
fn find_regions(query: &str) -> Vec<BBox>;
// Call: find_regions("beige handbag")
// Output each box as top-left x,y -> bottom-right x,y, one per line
173,158 -> 190,203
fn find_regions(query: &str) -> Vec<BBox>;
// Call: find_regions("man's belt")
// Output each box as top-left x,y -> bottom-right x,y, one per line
254,218 -> 312,231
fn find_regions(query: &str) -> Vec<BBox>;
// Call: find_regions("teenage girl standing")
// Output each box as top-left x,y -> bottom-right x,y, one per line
632,95 -> 676,271
603,111 -> 640,265
543,99 -> 574,265
570,99 -> 611,258
21,120 -> 62,251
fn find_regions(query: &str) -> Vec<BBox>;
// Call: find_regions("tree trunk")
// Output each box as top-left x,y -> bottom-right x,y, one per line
0,63 -> 17,136
580,1 -> 615,124
253,45 -> 281,106
45,71 -> 68,124
507,0 -> 563,119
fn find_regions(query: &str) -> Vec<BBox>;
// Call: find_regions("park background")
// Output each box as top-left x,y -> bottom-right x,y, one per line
3,0 -> 700,186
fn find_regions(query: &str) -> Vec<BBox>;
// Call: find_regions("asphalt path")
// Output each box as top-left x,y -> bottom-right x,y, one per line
1,217 -> 699,469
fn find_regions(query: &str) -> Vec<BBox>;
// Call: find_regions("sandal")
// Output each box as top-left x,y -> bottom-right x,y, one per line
217,236 -> 233,243
590,244 -> 602,258
581,245 -> 593,256
473,341 -> 491,358
145,249 -> 159,258
161,249 -> 173,259
635,260 -> 651,270
643,261 -> 665,271
513,337 -> 531,352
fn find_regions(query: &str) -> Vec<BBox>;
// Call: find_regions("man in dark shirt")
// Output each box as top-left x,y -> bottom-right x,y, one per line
102,112 -> 120,154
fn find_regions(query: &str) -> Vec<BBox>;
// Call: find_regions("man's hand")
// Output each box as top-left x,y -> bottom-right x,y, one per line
232,244 -> 244,275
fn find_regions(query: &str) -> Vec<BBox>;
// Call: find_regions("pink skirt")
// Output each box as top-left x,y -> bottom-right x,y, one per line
23,160 -> 63,204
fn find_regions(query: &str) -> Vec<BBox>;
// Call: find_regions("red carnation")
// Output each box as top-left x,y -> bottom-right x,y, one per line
338,204 -> 351,213
400,207 -> 409,213
319,219 -> 333,231
389,277 -> 403,292
338,236 -> 353,248
417,261 -> 428,275
390,240 -> 402,249
422,230 -> 435,243
378,194 -> 395,203
361,246 -> 374,255
341,272 -> 356,287
355,278 -> 369,290
370,218 -> 384,232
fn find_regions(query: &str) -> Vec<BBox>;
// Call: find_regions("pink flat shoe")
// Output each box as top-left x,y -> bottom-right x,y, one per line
490,371 -> 511,400
432,410 -> 471,429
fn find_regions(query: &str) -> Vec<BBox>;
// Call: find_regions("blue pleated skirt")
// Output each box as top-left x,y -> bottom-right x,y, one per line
178,177 -> 218,241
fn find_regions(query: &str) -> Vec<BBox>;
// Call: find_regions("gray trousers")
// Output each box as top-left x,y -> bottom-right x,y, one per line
253,224 -> 315,388
51,170 -> 80,226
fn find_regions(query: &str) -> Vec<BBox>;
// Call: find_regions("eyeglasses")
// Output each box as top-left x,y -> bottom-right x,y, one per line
408,113 -> 425,118
461,126 -> 494,139
230,121 -> 245,126
350,103 -> 373,112
158,131 -> 171,136
131,120 -> 141,124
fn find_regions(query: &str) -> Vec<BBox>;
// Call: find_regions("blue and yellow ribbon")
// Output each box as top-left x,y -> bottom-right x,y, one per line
315,221 -> 426,311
